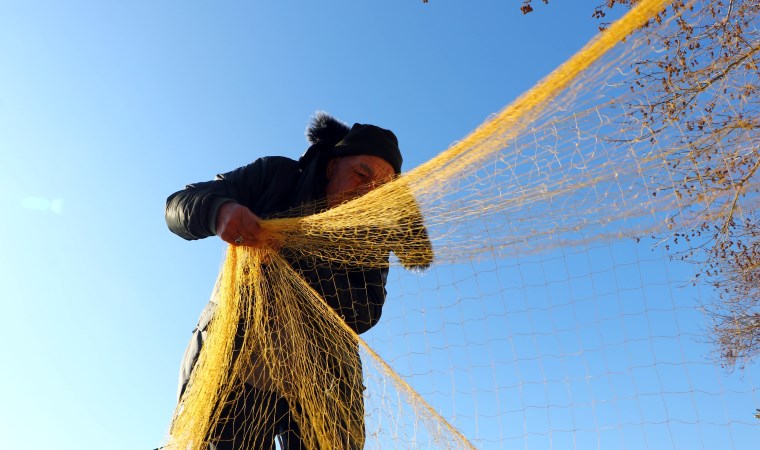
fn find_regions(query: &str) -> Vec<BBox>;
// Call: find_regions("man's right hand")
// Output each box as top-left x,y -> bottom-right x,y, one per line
215,202 -> 270,247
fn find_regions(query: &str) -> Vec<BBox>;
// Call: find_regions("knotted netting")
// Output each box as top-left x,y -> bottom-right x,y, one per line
164,0 -> 759,448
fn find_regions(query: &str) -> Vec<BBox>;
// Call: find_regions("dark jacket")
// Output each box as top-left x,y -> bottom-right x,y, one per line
167,152 -> 389,399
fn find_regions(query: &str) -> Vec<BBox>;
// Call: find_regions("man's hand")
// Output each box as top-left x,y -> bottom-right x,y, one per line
216,202 -> 271,247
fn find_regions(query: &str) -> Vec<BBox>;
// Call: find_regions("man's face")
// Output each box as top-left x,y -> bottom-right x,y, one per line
325,155 -> 395,208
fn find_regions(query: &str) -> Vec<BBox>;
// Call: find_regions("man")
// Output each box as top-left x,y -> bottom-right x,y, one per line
165,113 -> 408,449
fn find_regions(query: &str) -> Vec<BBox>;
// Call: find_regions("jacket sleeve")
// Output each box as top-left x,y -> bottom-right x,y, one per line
342,266 -> 389,334
165,157 -> 279,241
298,262 -> 389,335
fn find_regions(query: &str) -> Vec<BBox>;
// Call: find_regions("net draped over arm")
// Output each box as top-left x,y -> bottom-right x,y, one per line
293,259 -> 389,335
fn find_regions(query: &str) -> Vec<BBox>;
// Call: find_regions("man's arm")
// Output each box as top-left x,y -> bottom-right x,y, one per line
165,156 -> 289,242
343,266 -> 388,335
299,263 -> 388,335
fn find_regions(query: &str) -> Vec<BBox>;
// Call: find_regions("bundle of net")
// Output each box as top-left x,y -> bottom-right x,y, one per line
164,0 -> 759,448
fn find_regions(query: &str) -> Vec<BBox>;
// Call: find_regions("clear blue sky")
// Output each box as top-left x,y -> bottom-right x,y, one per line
1,1 -> 756,449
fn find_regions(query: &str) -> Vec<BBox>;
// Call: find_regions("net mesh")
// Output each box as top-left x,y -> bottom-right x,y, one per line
164,0 -> 759,448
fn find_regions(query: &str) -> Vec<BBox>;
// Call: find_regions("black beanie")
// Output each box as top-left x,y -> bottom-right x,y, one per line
329,123 -> 403,174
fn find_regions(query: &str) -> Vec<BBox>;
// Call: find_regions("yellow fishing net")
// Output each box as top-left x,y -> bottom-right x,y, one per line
164,0 -> 759,448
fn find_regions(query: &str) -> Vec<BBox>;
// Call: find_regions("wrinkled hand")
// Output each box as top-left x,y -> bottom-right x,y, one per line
216,202 -> 273,247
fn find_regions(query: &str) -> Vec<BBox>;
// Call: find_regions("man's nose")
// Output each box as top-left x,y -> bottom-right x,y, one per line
360,181 -> 379,194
